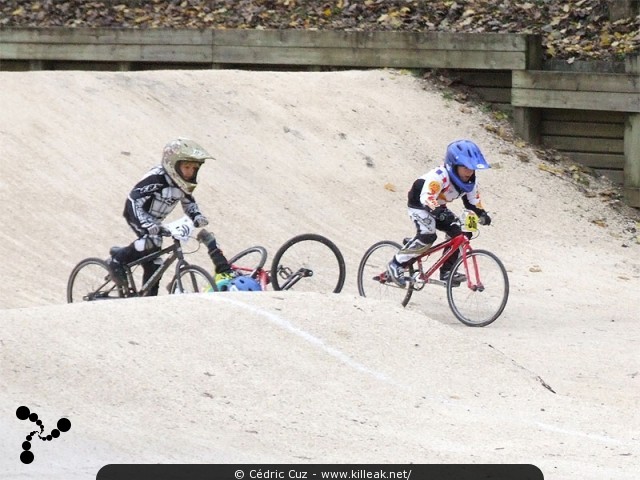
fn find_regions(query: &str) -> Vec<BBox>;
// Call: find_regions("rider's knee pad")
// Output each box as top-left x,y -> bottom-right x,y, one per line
416,233 -> 437,245
134,236 -> 162,252
402,233 -> 436,255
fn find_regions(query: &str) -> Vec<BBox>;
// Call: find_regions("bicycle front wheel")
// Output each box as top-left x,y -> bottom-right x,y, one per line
447,249 -> 509,327
228,246 -> 268,280
357,241 -> 414,307
67,257 -> 123,303
270,234 -> 346,293
170,264 -> 218,294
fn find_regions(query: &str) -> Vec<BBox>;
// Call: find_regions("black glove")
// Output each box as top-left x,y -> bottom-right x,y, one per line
478,211 -> 492,226
193,214 -> 209,228
429,205 -> 448,222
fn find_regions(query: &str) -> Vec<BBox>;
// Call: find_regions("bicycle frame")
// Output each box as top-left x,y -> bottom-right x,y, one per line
229,263 -> 270,290
412,233 -> 478,288
273,266 -> 311,290
227,245 -> 271,290
121,238 -> 186,296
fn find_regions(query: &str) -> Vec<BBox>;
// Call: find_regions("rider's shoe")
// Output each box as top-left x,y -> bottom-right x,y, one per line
215,271 -> 236,281
387,258 -> 406,287
196,229 -> 216,250
440,270 -> 466,285
108,257 -> 127,287
214,271 -> 238,291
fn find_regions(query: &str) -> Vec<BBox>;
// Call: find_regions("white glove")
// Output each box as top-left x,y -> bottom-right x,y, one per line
143,222 -> 161,236
193,215 -> 209,228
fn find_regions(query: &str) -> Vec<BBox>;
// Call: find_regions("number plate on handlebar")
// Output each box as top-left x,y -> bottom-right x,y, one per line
164,216 -> 194,242
461,210 -> 479,232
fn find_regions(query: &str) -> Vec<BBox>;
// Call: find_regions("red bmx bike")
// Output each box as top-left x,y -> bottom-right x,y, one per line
357,211 -> 509,327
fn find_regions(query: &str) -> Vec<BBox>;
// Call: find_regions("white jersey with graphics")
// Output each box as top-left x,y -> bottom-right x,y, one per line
407,165 -> 484,213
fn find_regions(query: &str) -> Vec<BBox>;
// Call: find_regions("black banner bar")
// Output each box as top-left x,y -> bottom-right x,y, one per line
97,464 -> 543,480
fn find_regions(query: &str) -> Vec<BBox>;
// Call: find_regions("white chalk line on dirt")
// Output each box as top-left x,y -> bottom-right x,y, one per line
205,293 -> 401,387
202,294 -> 629,446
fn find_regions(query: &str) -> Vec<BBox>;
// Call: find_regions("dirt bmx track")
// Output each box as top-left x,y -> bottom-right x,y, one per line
0,69 -> 638,479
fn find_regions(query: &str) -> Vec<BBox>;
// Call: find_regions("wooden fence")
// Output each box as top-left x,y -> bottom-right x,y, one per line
512,68 -> 640,206
0,27 -> 638,207
0,28 -> 540,70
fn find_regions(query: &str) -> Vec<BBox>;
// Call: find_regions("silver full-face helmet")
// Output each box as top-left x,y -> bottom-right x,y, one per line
161,138 -> 213,194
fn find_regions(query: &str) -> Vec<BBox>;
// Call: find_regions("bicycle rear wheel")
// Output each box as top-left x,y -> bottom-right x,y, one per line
357,241 -> 414,306
67,257 -> 123,303
447,249 -> 509,327
169,264 -> 217,294
270,234 -> 346,293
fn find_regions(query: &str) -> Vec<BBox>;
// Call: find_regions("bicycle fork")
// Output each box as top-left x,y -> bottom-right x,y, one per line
460,249 -> 484,292
412,242 -> 482,290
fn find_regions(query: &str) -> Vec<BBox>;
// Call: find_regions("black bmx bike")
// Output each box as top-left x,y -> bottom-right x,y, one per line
67,217 -> 217,302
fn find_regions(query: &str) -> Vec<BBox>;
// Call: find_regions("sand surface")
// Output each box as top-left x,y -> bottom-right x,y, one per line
0,68 -> 638,479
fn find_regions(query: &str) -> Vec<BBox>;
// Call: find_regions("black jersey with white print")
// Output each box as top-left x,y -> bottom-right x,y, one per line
123,165 -> 203,228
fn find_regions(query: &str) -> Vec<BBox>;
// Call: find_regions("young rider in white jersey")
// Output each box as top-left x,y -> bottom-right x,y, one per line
387,139 -> 492,287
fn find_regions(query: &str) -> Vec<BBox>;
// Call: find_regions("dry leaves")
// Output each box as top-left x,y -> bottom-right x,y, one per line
0,0 -> 638,61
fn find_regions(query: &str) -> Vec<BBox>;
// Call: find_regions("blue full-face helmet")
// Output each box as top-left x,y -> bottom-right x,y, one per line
227,276 -> 262,292
444,140 -> 490,193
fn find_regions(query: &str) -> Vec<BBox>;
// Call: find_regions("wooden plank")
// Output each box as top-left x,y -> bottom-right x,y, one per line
542,136 -> 624,153
512,88 -> 640,112
543,109 -> 626,123
566,152 -> 625,169
0,27 -> 213,45
0,59 -> 30,71
599,169 -> 624,185
212,30 -> 532,52
0,28 -> 533,69
1,42 -> 529,69
513,107 -> 541,144
131,62 -> 213,71
526,33 -> 543,69
211,45 -> 527,69
47,60 -> 131,71
2,43 -> 213,62
471,87 -> 511,103
0,28 -> 533,51
451,70 -> 512,87
624,186 -> 640,206
541,120 -> 624,138
624,113 -> 640,207
513,70 -> 640,93
492,103 -> 513,114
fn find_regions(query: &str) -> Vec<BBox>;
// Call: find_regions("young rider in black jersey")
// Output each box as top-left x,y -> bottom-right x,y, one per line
108,137 -> 215,295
